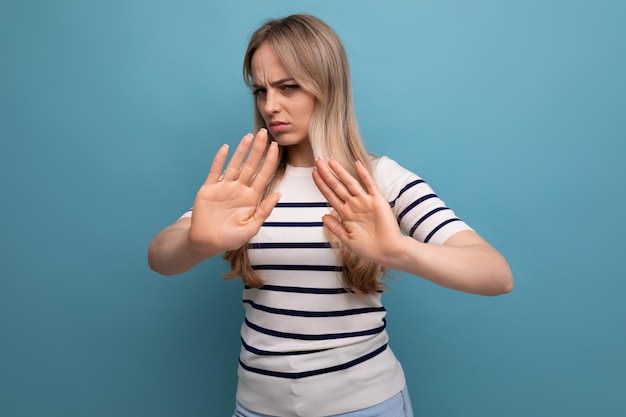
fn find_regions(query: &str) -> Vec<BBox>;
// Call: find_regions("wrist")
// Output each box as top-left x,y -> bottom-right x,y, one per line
186,229 -> 223,260
381,235 -> 415,271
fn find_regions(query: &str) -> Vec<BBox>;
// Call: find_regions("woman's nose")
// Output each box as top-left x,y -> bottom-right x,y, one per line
263,90 -> 280,114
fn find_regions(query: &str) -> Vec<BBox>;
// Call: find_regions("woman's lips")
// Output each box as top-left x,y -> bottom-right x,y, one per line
269,122 -> 289,134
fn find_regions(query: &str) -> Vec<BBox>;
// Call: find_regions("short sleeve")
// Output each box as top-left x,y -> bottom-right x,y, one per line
372,156 -> 472,244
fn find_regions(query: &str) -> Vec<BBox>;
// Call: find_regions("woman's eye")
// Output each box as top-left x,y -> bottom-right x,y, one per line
253,88 -> 266,96
282,84 -> 299,92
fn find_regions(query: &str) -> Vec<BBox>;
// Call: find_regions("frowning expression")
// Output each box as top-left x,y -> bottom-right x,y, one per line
251,42 -> 316,166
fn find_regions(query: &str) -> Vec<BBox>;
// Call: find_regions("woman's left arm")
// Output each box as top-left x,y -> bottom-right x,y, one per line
312,158 -> 513,296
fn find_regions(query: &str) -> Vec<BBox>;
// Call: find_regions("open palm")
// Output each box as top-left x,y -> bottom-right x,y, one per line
312,158 -> 405,265
188,129 -> 280,255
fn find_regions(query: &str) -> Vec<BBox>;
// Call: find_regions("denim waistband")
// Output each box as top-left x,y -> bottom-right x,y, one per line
233,385 -> 413,417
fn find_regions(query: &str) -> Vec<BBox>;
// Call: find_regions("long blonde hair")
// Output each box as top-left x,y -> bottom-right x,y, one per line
224,14 -> 385,294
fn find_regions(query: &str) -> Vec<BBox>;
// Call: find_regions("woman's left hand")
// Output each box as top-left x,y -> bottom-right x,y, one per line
313,157 -> 514,295
312,158 -> 405,266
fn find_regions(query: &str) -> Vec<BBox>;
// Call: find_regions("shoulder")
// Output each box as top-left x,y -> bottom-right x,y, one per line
370,156 -> 423,200
371,155 -> 419,178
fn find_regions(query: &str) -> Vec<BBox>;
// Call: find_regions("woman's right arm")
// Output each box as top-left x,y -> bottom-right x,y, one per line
148,217 -> 218,276
148,129 -> 280,276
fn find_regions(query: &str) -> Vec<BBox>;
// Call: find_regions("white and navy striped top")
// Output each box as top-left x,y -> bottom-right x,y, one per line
183,156 -> 471,416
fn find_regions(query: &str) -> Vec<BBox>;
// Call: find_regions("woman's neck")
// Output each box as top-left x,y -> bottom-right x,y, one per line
286,141 -> 315,167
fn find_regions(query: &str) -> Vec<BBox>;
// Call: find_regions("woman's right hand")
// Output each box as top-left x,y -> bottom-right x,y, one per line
187,128 -> 280,257
148,129 -> 280,275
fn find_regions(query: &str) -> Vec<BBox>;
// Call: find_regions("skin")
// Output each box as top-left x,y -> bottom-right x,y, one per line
148,41 -> 513,295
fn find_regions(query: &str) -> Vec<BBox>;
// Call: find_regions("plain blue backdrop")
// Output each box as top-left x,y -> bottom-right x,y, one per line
2,1 -> 625,416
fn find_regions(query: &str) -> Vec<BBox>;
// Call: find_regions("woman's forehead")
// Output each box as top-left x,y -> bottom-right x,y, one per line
251,43 -> 292,84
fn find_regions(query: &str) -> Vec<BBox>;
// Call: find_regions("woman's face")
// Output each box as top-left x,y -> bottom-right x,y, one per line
251,42 -> 316,166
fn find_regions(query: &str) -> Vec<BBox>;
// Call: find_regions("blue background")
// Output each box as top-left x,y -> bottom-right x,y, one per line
2,1 -> 625,416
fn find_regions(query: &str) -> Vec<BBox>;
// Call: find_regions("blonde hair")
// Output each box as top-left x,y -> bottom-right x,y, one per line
224,14 -> 385,294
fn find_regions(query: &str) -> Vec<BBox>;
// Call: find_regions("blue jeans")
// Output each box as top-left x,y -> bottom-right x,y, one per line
233,385 -> 414,417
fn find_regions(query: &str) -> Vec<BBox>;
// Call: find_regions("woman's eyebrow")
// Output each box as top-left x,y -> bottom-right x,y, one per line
252,78 -> 296,89
270,78 -> 296,86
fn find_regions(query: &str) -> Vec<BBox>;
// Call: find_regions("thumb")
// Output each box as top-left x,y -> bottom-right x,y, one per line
322,214 -> 347,242
252,192 -> 281,223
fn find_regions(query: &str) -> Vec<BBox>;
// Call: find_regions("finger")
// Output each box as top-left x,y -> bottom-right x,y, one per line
316,158 -> 358,203
251,192 -> 282,224
205,144 -> 229,184
250,140 -> 279,193
238,129 -> 269,185
313,158 -> 352,203
321,213 -> 348,242
222,133 -> 253,181
327,158 -> 367,197
354,160 -> 381,196
312,161 -> 345,210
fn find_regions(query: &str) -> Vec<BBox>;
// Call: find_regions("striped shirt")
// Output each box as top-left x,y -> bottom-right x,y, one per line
184,156 -> 471,416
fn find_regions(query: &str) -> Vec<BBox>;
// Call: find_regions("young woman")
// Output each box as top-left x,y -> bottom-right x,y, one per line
148,14 -> 513,417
